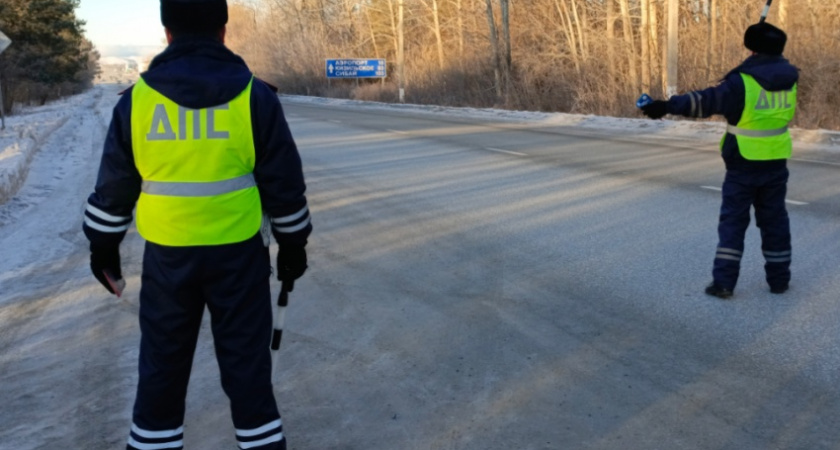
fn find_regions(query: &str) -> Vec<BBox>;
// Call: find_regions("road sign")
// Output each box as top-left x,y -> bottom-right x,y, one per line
0,30 -> 10,54
326,59 -> 386,79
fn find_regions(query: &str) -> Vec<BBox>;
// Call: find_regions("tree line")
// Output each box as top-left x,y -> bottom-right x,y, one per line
225,0 -> 840,130
0,0 -> 98,113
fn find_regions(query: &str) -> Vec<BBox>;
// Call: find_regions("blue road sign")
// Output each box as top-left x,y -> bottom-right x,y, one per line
326,59 -> 387,79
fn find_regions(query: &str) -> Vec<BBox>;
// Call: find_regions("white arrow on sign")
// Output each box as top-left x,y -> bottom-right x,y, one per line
0,30 -> 11,54
328,64 -> 334,74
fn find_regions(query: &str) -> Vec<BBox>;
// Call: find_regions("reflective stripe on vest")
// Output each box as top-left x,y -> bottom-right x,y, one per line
131,77 -> 262,246
726,124 -> 788,138
141,173 -> 257,197
723,73 -> 796,161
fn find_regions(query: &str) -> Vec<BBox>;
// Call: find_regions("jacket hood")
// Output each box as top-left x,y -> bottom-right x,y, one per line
729,54 -> 799,91
142,37 -> 252,109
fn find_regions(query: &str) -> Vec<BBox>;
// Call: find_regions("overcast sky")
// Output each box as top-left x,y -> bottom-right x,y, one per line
77,0 -> 166,57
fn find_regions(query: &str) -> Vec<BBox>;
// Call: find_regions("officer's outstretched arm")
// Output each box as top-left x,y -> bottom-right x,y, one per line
667,74 -> 744,120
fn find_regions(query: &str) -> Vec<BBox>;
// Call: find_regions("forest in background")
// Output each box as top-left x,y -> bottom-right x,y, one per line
0,0 -> 99,113
225,0 -> 840,130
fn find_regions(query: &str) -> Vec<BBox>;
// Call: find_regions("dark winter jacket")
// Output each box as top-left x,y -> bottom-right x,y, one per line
667,54 -> 799,172
83,36 -> 311,248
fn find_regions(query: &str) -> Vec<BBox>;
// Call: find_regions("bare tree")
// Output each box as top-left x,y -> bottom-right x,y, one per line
618,0 -> 639,94
605,0 -> 616,82
484,0 -> 502,99
554,0 -> 580,73
420,0 -> 446,69
454,0 -> 465,65
640,0 -> 651,92
221,0 -> 840,130
648,0 -> 661,93
500,0 -> 512,103
706,0 -> 716,80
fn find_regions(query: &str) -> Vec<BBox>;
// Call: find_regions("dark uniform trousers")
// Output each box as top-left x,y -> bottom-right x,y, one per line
128,233 -> 286,450
714,168 -> 791,290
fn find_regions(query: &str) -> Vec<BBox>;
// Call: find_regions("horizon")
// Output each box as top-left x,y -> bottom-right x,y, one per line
77,0 -> 164,58
96,44 -> 166,59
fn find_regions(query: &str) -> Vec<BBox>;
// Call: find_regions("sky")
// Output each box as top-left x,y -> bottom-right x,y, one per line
76,0 -> 167,58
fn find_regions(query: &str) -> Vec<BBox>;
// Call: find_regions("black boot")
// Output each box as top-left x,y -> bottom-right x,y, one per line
705,283 -> 734,299
770,284 -> 788,294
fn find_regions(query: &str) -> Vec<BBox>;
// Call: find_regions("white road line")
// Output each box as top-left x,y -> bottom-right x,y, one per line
791,157 -> 840,167
387,129 -> 409,135
785,199 -> 809,206
485,147 -> 527,157
700,186 -> 808,205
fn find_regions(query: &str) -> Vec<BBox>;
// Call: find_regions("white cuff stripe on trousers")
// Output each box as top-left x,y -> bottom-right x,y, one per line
128,424 -> 184,450
127,437 -> 184,450
131,424 -> 184,439
236,419 -> 282,437
765,257 -> 791,263
238,432 -> 283,449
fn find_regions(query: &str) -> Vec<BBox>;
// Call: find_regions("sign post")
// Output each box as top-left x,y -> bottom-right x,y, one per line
0,30 -> 11,130
325,59 -> 387,80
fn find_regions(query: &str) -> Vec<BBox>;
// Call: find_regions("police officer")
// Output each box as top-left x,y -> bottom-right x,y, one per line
641,22 -> 798,299
82,1 -> 310,448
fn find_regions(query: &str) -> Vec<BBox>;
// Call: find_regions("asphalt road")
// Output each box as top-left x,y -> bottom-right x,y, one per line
2,90 -> 839,450
276,100 -> 840,450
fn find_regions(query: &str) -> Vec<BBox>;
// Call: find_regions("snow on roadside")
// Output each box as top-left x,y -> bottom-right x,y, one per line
0,86 -> 119,295
0,112 -> 70,205
0,91 -> 107,205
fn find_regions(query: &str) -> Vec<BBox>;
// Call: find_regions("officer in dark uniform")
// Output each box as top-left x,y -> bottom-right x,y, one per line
641,22 -> 798,299
82,1 -> 310,448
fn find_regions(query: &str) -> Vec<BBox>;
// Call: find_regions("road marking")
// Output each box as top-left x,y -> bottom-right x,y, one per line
700,186 -> 808,205
791,157 -> 840,167
485,147 -> 527,157
387,129 -> 409,135
785,199 -> 809,205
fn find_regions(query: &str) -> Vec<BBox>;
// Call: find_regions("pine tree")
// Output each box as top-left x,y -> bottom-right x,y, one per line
0,0 -> 98,110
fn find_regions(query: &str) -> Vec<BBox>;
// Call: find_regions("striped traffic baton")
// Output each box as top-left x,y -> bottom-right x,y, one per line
271,280 -> 291,380
758,0 -> 773,23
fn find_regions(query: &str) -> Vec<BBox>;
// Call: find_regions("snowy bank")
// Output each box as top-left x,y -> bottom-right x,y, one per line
0,108 -> 71,204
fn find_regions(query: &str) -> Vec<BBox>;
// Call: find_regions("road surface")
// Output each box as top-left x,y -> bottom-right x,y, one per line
2,86 -> 839,449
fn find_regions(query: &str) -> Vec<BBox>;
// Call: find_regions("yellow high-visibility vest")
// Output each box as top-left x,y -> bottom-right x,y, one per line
723,73 -> 797,161
131,77 -> 261,246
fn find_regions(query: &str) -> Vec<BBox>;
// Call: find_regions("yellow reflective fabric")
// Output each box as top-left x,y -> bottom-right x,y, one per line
723,73 -> 796,161
131,77 -> 261,246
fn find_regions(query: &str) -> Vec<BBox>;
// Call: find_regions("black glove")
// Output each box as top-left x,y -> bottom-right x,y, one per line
641,100 -> 668,119
90,243 -> 122,295
276,245 -> 307,291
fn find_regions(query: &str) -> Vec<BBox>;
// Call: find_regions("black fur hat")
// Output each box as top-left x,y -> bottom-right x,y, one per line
161,0 -> 228,33
744,22 -> 787,55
